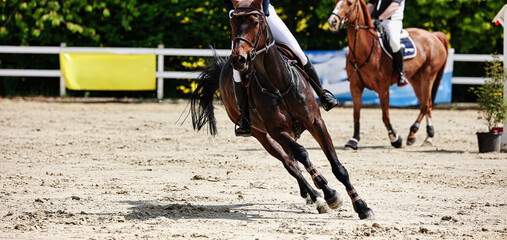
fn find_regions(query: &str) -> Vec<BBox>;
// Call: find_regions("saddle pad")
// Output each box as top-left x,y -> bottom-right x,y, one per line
379,30 -> 417,60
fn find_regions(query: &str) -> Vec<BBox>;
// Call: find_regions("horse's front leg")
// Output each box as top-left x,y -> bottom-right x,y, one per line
307,117 -> 374,219
379,88 -> 403,148
251,129 -> 330,213
345,85 -> 364,150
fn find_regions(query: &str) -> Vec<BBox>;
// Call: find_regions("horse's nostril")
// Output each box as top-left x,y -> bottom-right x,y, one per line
238,56 -> 246,64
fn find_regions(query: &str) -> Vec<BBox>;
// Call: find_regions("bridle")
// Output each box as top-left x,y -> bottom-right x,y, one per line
330,0 -> 378,88
330,0 -> 359,28
231,7 -> 275,64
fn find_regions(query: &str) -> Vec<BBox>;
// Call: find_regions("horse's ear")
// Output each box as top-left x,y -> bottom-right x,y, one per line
251,0 -> 262,9
236,0 -> 258,9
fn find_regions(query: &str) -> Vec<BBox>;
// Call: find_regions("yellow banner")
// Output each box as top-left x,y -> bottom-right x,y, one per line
60,52 -> 156,91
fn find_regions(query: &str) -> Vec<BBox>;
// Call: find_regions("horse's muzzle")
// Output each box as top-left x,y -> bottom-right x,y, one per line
328,16 -> 341,32
230,55 -> 248,72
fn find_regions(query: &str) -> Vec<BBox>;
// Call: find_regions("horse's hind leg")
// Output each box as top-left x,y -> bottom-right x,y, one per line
407,78 -> 434,146
407,112 -> 425,146
251,130 -> 330,213
423,112 -> 435,146
307,117 -> 374,219
265,130 -> 342,212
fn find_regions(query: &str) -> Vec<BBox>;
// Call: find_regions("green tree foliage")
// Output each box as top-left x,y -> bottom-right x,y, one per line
403,0 -> 504,54
0,0 -> 504,97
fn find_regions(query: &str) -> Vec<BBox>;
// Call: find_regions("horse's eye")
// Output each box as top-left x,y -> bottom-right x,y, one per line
254,21 -> 259,28
347,1 -> 353,6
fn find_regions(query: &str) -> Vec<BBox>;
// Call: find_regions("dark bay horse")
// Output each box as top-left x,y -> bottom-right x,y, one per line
328,0 -> 449,149
190,0 -> 374,219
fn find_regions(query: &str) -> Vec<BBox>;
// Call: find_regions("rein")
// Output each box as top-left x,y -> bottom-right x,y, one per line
332,0 -> 378,88
231,7 -> 293,100
231,8 -> 275,63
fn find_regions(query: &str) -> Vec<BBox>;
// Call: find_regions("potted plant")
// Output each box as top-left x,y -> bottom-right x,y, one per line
470,54 -> 507,153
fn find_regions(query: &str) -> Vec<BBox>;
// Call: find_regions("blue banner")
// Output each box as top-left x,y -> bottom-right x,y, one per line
305,48 -> 453,106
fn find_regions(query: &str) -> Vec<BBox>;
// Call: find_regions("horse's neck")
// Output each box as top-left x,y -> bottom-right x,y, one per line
347,6 -> 378,60
254,44 -> 291,89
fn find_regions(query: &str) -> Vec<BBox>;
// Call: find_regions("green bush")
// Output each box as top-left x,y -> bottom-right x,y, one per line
470,55 -> 507,131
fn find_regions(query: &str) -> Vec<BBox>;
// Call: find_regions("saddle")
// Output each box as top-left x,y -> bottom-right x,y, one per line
276,43 -> 306,71
378,29 -> 417,60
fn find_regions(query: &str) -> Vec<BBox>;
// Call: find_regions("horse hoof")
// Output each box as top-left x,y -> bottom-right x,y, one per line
422,137 -> 433,146
325,191 -> 343,209
358,208 -> 375,220
406,136 -> 416,146
344,139 -> 358,150
391,136 -> 403,148
316,197 -> 331,214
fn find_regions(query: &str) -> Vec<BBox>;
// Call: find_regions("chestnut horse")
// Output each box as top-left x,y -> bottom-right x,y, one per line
191,0 -> 374,219
328,0 -> 449,149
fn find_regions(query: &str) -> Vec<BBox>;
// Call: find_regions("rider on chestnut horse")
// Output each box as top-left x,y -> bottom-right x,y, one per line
367,0 -> 408,87
224,0 -> 339,137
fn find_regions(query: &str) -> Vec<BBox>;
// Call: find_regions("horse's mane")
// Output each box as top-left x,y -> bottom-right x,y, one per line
359,0 -> 374,28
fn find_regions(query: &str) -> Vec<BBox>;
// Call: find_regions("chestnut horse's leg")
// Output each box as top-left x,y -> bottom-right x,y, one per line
407,74 -> 436,146
378,86 -> 403,148
306,116 -> 375,220
423,112 -> 435,146
345,84 -> 364,150
251,129 -> 331,213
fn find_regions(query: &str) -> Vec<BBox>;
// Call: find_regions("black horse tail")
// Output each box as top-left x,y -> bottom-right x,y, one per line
190,52 -> 226,136
431,31 -> 449,104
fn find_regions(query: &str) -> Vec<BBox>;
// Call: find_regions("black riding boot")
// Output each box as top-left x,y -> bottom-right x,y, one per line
393,49 -> 408,87
304,61 -> 339,111
234,81 -> 251,137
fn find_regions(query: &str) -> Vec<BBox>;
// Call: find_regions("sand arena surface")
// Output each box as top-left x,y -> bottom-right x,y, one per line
0,98 -> 506,239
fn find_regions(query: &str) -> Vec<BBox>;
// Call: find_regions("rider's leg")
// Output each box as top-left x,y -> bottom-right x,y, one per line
303,59 -> 339,111
266,4 -> 338,110
384,20 -> 407,87
233,75 -> 251,137
232,41 -> 251,137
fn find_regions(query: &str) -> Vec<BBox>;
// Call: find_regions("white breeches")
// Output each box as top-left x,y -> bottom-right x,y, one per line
232,4 -> 306,83
381,19 -> 403,53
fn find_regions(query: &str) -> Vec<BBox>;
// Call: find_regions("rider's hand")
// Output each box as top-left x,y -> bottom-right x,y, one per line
373,19 -> 383,32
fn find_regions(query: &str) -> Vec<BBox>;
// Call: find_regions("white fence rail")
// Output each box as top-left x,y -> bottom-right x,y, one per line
0,45 -> 503,99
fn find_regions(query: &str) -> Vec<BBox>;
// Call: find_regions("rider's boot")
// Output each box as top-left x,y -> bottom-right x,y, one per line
234,81 -> 251,137
304,60 -> 339,111
393,48 -> 408,87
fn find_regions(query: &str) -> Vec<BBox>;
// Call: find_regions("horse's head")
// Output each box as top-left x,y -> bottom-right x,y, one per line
328,0 -> 360,31
229,0 -> 269,73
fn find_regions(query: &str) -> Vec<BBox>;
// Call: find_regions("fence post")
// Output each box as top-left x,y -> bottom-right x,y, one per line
502,7 -> 507,151
59,43 -> 66,97
157,44 -> 164,100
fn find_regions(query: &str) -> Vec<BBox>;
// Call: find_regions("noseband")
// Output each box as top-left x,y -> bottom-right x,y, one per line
331,0 -> 358,27
231,7 -> 275,63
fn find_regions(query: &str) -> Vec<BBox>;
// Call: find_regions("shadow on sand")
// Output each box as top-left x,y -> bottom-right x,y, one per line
121,201 -> 313,221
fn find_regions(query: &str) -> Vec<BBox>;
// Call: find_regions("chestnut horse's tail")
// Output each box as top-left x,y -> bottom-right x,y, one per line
431,31 -> 449,104
190,52 -> 226,136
